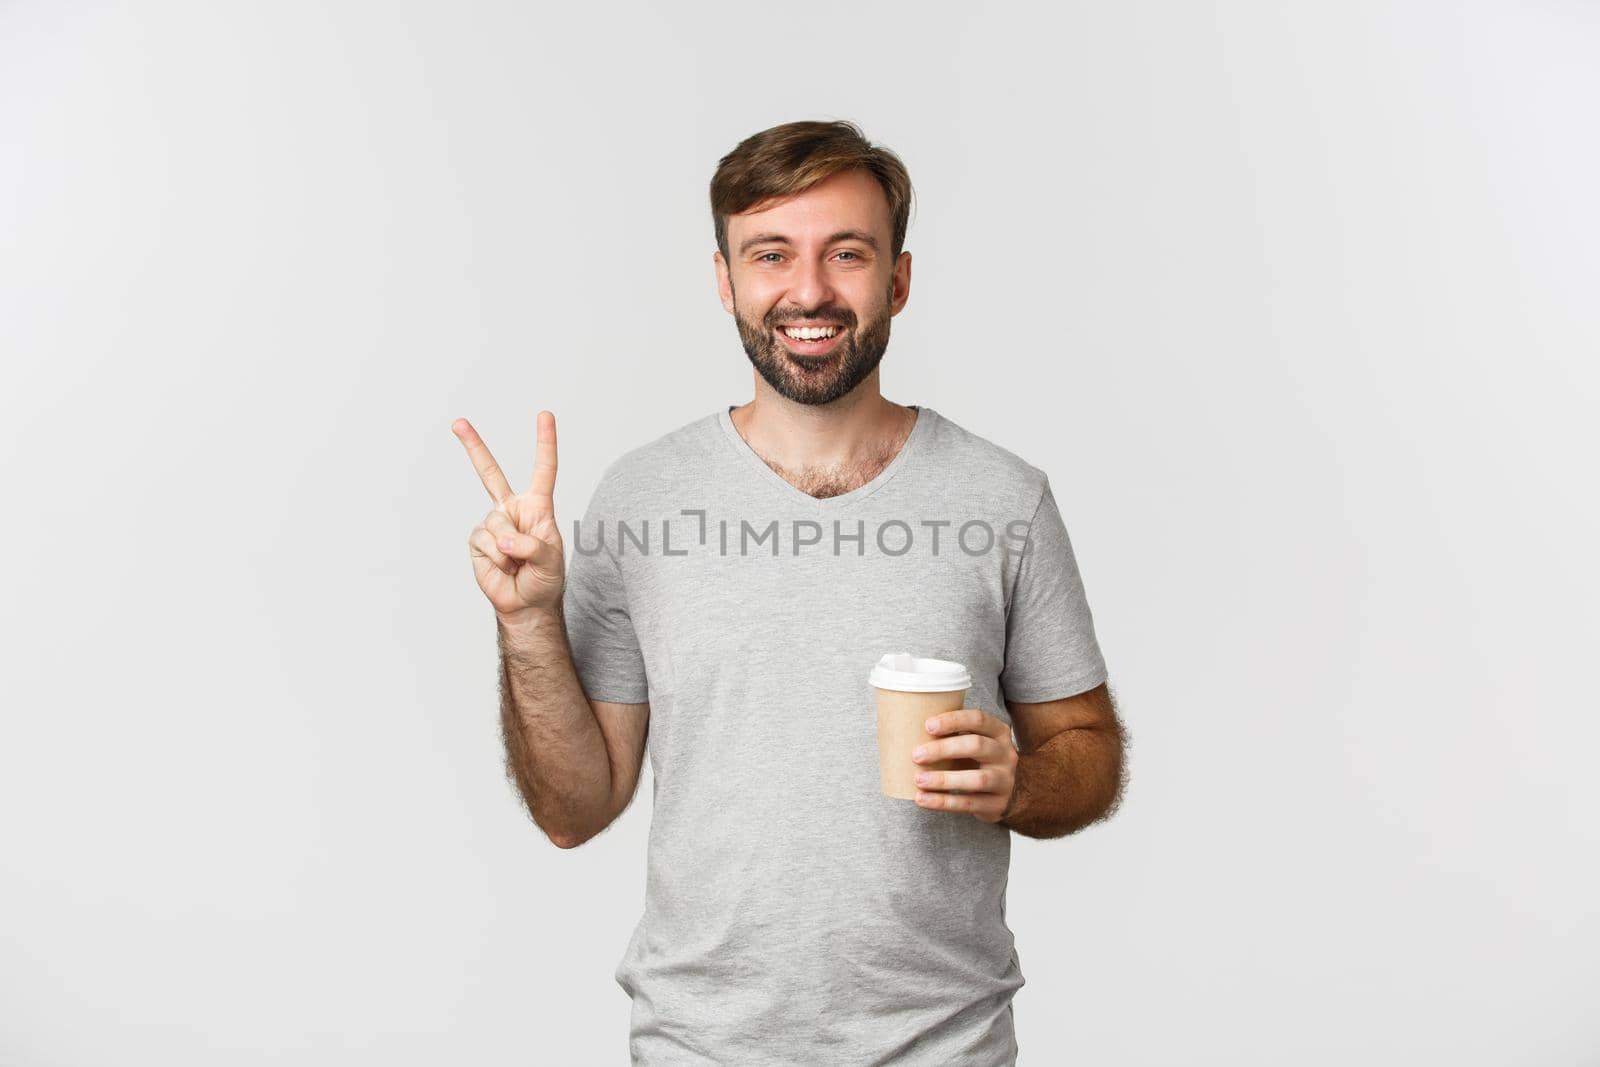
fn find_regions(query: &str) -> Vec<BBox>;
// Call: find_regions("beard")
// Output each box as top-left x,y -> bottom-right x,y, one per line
731,282 -> 893,406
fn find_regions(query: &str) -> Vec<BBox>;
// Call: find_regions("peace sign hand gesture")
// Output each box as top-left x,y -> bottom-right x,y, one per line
452,411 -> 565,623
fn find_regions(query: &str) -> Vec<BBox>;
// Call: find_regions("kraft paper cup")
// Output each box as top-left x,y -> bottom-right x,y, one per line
869,653 -> 973,800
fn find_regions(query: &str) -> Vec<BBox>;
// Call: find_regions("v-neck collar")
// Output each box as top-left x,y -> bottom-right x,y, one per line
715,403 -> 933,510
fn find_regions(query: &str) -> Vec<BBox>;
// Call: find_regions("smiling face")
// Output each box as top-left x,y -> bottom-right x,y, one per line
715,167 -> 912,406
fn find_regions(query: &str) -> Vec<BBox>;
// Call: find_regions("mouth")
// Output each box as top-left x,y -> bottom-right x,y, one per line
774,321 -> 848,356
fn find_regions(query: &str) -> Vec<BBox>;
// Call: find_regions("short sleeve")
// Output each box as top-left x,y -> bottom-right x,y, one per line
562,472 -> 650,704
999,477 -> 1110,703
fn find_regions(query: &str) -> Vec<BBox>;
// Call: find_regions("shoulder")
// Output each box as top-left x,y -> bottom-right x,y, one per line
918,406 -> 1051,514
591,410 -> 723,503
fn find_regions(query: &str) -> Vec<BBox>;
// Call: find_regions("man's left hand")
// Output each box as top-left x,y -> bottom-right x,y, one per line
911,708 -> 1018,824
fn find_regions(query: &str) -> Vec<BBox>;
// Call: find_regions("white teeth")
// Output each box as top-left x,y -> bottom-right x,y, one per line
783,326 -> 839,340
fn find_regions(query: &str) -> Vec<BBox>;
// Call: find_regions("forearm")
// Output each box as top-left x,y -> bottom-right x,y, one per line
496,608 -> 612,847
1001,723 -> 1127,839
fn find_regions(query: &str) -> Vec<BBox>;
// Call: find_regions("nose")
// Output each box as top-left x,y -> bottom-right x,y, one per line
785,255 -> 836,313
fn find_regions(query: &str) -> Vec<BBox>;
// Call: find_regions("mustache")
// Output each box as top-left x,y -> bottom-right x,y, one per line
764,309 -> 854,329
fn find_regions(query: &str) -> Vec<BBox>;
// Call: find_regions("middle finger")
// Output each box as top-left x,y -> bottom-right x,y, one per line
913,767 -> 997,794
452,418 -> 515,504
912,733 -> 991,764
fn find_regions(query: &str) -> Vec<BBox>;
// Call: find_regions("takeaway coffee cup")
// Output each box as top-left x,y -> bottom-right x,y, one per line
869,653 -> 973,800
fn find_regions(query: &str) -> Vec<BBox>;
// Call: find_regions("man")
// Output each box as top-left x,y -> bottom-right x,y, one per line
452,119 -> 1127,1065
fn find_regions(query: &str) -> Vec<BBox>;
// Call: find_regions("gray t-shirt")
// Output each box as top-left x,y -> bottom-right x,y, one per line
562,404 -> 1109,1066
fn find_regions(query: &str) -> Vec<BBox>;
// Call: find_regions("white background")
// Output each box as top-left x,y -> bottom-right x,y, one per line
2,1 -> 1596,1064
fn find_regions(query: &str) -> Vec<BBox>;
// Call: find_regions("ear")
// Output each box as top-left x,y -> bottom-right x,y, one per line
889,250 -> 912,317
713,251 -> 735,315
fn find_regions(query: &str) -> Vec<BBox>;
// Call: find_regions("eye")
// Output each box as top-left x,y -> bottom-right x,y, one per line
836,251 -> 860,261
757,252 -> 784,263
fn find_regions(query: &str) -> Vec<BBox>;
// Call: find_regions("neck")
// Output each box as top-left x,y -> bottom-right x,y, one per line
729,375 -> 914,473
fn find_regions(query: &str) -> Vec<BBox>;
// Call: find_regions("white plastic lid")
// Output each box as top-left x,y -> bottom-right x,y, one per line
868,652 -> 971,693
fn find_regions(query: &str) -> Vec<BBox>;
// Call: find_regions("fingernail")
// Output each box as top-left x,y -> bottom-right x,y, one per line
925,718 -> 939,733
915,773 -> 929,785
912,747 -> 926,760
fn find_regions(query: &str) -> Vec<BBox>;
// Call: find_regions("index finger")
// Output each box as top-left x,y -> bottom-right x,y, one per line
450,418 -> 515,504
926,708 -> 1008,738
528,410 -> 557,499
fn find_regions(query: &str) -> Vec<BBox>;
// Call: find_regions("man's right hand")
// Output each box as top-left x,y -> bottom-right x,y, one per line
452,411 -> 565,624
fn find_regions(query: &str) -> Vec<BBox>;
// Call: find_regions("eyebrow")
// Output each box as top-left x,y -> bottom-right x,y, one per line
738,229 -> 881,255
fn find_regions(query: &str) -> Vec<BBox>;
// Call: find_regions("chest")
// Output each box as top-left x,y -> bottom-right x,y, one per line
619,528 -> 1017,702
